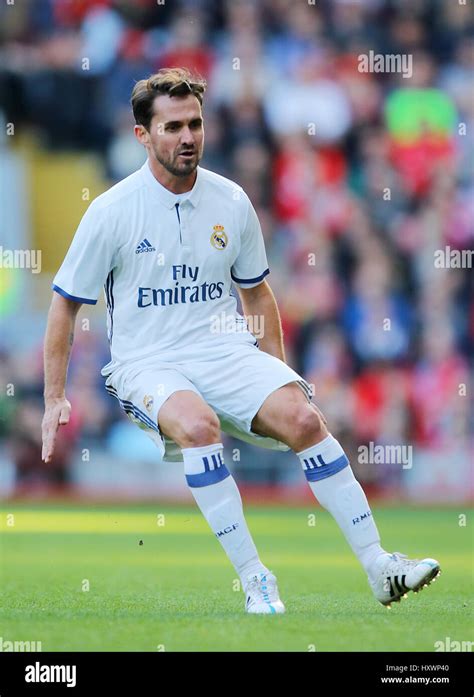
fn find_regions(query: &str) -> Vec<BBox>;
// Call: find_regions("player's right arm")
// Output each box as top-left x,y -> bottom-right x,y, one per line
42,293 -> 82,463
41,199 -> 115,463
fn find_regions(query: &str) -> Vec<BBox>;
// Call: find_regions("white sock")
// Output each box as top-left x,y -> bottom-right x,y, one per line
182,442 -> 269,587
297,435 -> 386,575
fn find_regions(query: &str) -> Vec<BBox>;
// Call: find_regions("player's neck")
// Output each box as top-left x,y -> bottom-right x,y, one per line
147,157 -> 197,195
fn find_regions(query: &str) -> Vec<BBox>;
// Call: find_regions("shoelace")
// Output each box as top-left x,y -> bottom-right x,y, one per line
382,552 -> 420,575
246,574 -> 277,604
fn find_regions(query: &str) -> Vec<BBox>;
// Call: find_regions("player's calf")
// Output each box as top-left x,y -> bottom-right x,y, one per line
295,436 -> 441,607
182,441 -> 272,595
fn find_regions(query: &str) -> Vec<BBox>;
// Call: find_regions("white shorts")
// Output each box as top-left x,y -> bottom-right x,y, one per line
104,342 -> 312,462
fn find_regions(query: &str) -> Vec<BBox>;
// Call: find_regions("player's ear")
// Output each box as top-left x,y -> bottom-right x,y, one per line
134,124 -> 149,146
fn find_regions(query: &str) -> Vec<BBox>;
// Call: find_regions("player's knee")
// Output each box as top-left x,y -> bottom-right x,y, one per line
179,413 -> 221,448
291,407 -> 326,447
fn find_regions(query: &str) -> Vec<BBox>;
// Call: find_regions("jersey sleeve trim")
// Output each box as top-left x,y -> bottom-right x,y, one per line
52,284 -> 97,305
230,268 -> 270,285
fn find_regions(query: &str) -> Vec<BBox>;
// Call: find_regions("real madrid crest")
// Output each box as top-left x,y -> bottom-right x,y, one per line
143,395 -> 154,412
210,224 -> 228,250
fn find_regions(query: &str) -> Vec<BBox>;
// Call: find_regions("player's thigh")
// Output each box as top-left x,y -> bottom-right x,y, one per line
180,344 -> 314,438
251,382 -> 328,443
158,390 -> 220,446
105,362 -> 218,447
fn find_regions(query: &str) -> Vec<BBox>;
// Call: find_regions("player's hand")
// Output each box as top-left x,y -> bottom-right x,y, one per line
42,397 -> 71,463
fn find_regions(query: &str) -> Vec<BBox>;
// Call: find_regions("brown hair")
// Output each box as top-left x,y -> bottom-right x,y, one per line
131,68 -> 207,131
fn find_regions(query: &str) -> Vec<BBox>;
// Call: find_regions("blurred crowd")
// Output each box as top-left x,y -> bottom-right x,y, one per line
0,0 -> 472,492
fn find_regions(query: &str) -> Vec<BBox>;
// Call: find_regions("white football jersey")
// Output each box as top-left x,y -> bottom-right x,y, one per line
53,161 -> 270,375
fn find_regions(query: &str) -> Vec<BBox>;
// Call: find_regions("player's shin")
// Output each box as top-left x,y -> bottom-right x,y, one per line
182,443 -> 269,585
297,435 -> 386,574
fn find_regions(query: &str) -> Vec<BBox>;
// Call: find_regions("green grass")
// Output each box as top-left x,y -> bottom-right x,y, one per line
0,505 -> 472,652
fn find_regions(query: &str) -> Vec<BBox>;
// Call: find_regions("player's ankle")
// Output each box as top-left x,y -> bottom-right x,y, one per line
239,561 -> 270,587
366,550 -> 390,579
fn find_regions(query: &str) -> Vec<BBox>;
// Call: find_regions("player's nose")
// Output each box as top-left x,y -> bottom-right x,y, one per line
179,126 -> 195,147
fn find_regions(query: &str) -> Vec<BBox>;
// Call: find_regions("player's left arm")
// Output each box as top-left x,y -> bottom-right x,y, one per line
237,280 -> 286,362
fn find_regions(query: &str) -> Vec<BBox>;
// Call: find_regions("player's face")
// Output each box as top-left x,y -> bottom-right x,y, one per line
146,94 -> 204,178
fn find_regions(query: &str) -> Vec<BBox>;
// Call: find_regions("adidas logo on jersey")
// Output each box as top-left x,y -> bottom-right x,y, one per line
135,238 -> 156,254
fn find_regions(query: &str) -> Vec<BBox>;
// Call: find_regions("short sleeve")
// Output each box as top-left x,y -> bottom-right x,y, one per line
52,202 -> 115,305
231,194 -> 270,289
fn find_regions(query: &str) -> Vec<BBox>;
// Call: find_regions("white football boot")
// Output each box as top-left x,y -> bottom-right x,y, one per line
369,552 -> 441,608
244,571 -> 285,614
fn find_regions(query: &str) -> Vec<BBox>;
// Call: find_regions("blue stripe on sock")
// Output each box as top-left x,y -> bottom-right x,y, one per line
303,454 -> 349,482
186,465 -> 230,488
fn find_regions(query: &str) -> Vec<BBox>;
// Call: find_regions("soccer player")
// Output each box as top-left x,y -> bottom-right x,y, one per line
42,68 -> 440,614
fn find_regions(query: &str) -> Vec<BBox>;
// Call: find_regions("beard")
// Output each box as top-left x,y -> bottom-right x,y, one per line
152,145 -> 202,178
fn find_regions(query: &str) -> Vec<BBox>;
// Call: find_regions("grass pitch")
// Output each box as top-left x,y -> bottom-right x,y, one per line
0,505 -> 472,652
